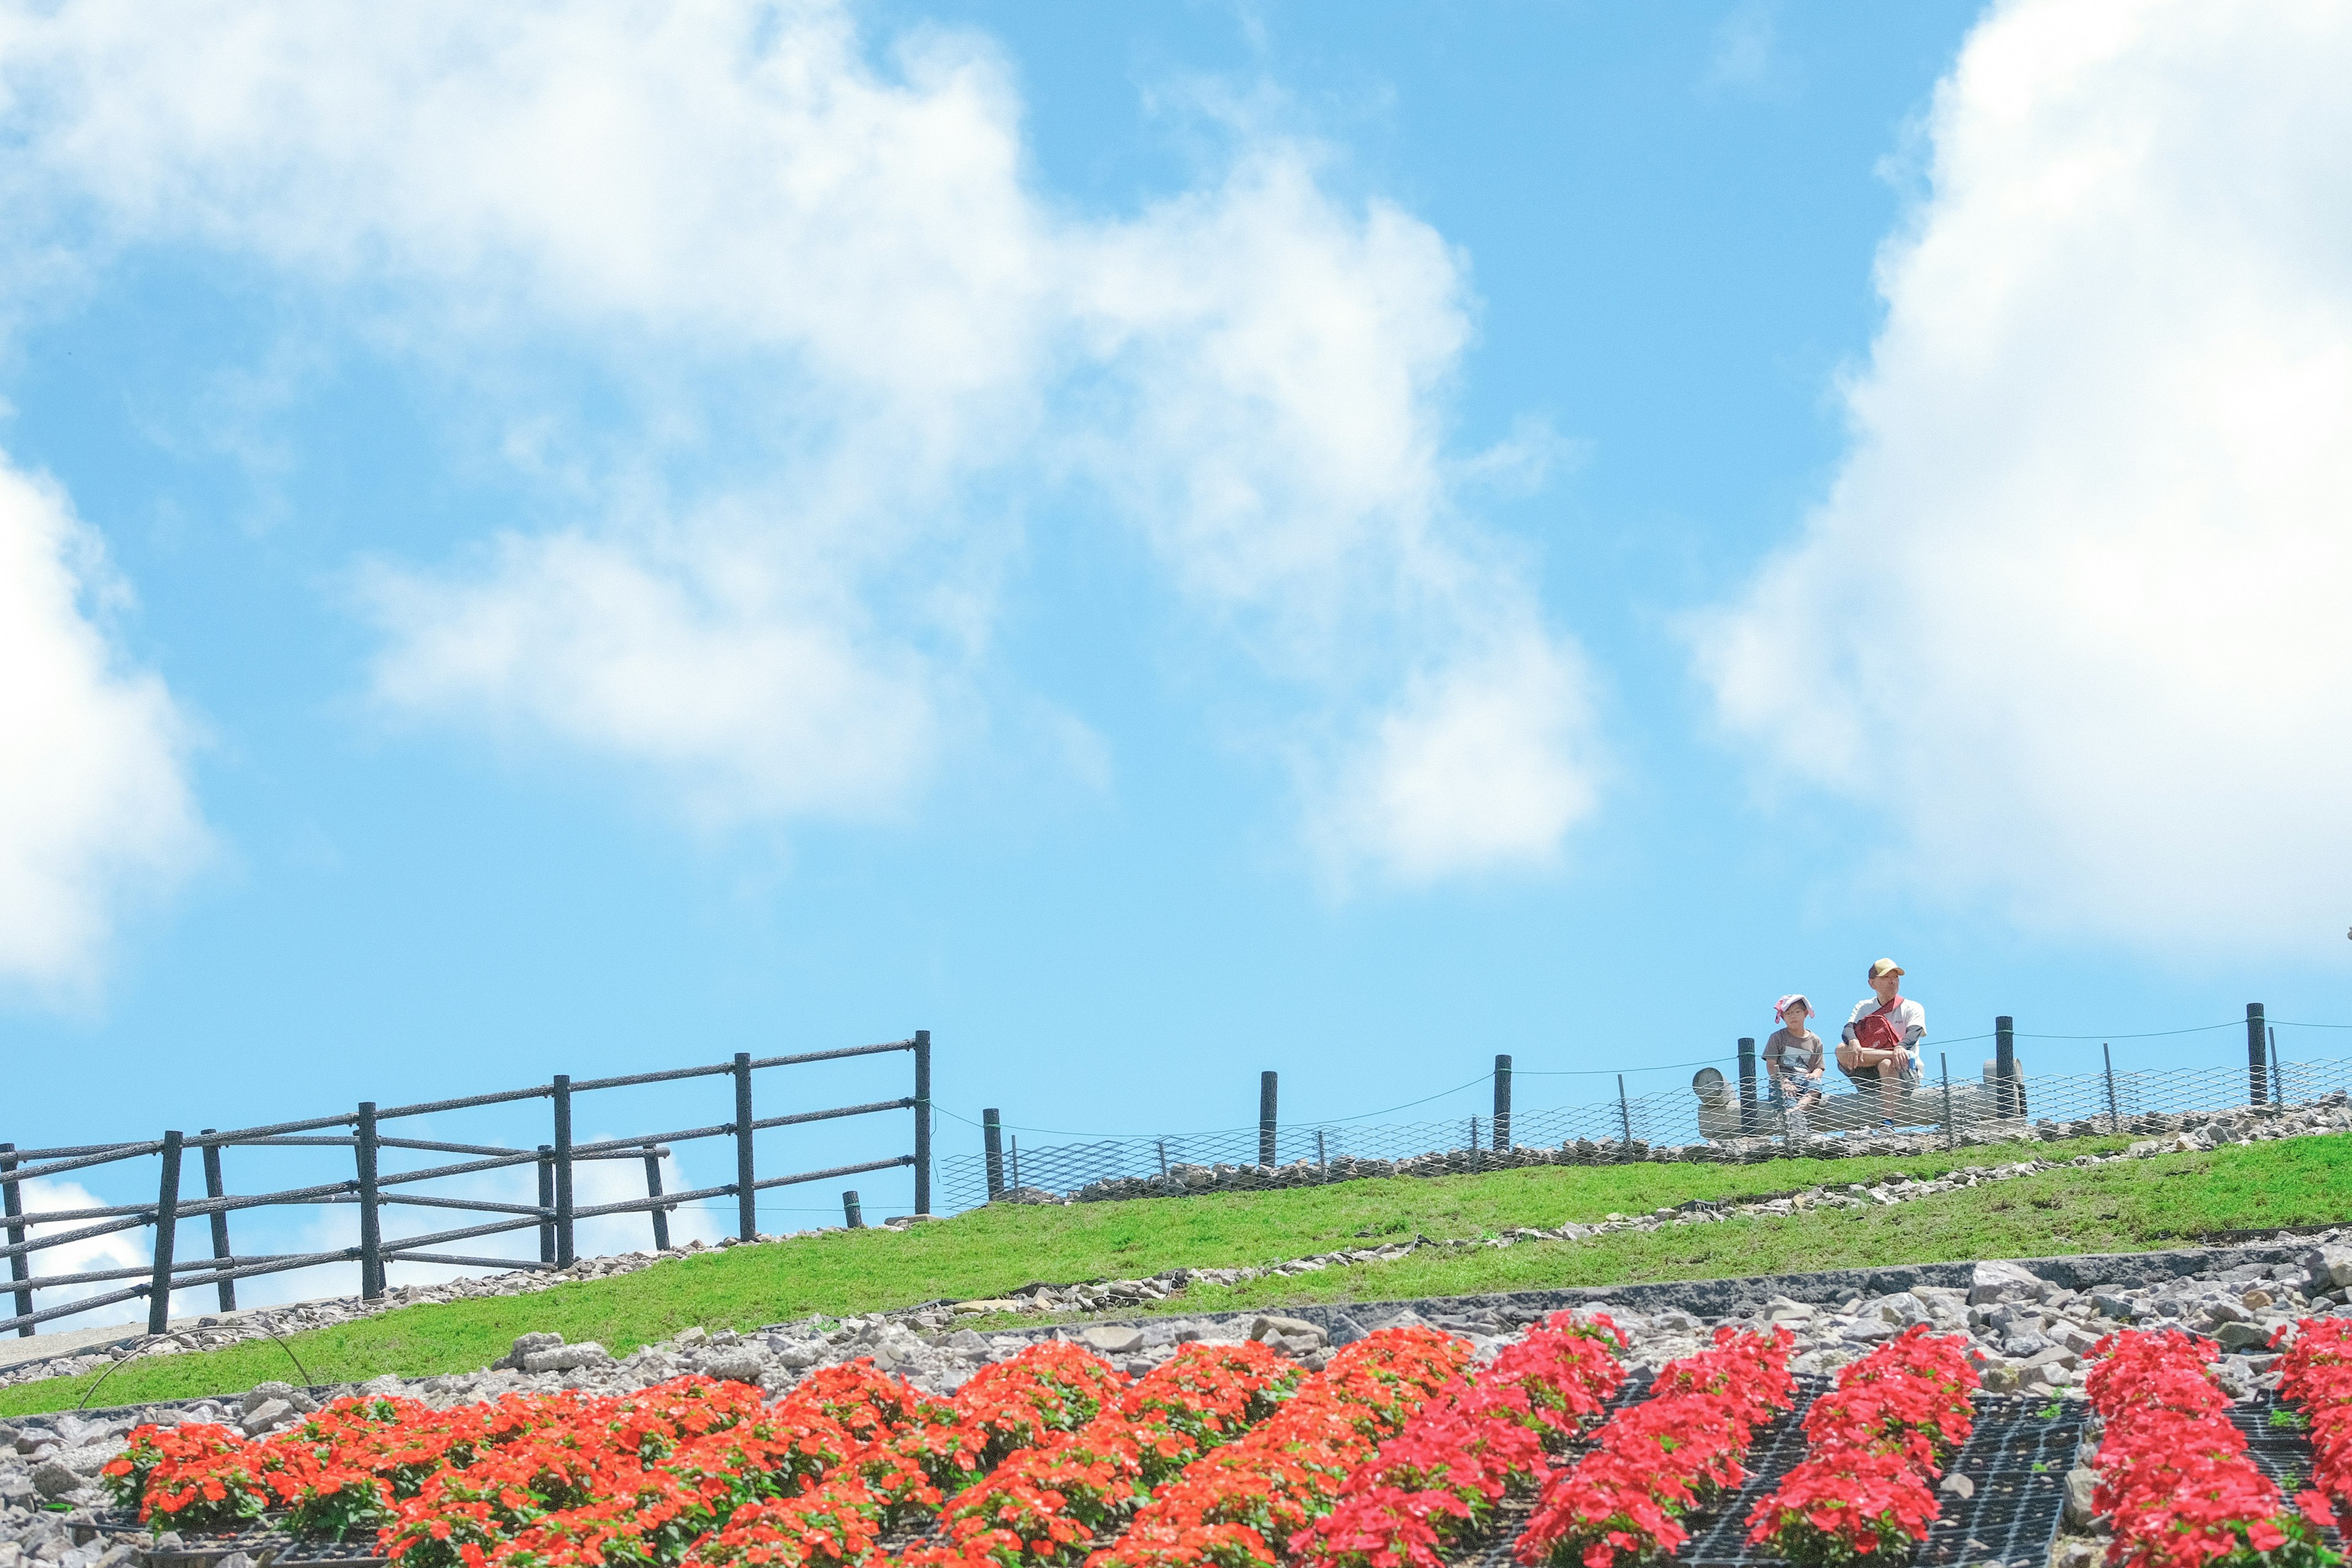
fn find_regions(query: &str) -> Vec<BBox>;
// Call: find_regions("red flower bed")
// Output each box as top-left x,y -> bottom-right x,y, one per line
1087,1327 -> 1474,1568
2087,1328 -> 2332,1568
888,1340 -> 1303,1568
1515,1325 -> 1795,1568
1743,1326 -> 1977,1567
2275,1315 -> 2352,1528
1292,1313 -> 1628,1568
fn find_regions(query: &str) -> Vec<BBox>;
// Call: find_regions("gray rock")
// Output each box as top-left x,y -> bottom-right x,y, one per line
702,1349 -> 767,1384
29,1460 -> 81,1500
2306,1245 -> 2352,1292
1970,1260 -> 2043,1305
2063,1465 -> 2098,1528
520,1343 -> 609,1374
241,1381 -> 310,1417
498,1332 -> 566,1370
2215,1321 -> 2272,1351
240,1400 -> 294,1436
1079,1325 -> 1145,1356
1251,1314 -> 1329,1346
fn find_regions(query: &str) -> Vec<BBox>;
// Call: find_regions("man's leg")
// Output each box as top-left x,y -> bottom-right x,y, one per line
1875,1058 -> 1904,1119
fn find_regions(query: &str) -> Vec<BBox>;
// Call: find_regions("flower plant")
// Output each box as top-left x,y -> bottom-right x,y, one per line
2087,1328 -> 2335,1568
1292,1312 -> 1626,1568
1743,1327 -> 1977,1568
1515,1324 -> 1795,1568
2275,1315 -> 2352,1527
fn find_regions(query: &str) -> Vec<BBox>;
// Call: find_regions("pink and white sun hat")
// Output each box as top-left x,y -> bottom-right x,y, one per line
1774,994 -> 1812,1022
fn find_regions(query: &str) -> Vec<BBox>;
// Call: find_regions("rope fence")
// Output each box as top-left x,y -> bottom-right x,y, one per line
937,1004 -> 2343,1209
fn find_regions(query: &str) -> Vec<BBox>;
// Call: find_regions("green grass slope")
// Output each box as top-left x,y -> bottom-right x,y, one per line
5,1130 -> 2344,1417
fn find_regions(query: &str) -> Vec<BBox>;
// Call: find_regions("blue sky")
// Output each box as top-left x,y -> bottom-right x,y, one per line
4,0 -> 2350,1297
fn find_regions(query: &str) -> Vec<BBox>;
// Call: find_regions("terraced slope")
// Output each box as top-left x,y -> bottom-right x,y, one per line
4,1128 -> 2347,1416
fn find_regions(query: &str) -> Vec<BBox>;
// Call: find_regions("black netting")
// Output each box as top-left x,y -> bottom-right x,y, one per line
2231,1392 -> 2339,1550
1912,1396 -> 2084,1568
940,1061 -> 2352,1210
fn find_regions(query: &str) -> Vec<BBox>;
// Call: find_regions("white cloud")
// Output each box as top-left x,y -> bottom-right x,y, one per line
1316,629 -> 1599,886
0,0 -> 1599,881
1692,0 -> 2352,954
0,453 -> 205,993
7,1177 -> 153,1331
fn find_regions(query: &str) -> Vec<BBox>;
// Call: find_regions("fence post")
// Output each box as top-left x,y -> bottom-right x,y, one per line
537,1146 -> 556,1262
356,1103 -> 383,1300
2,1145 -> 32,1337
1156,1140 -> 1169,1185
2247,1003 -> 2267,1106
148,1131 -> 184,1335
1617,1074 -> 1632,1158
912,1029 -> 932,1217
842,1191 -> 864,1229
1737,1038 -> 1758,1135
1493,1055 -> 1512,1151
554,1075 -> 576,1267
731,1052 -> 755,1243
984,1110 -> 1006,1200
1940,1054 -> 1954,1152
198,1131 -> 236,1313
1009,1137 -> 1019,1191
1316,1129 -> 1328,1180
2103,1044 -> 2120,1132
1994,1016 -> 2018,1118
643,1150 -> 671,1252
1258,1071 -> 1278,1167
2271,1027 -> 2283,1107
1469,1115 -> 1481,1172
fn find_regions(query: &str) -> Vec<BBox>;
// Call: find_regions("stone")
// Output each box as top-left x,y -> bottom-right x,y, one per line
703,1348 -> 767,1384
499,1331 -> 565,1369
2215,1321 -> 2272,1351
240,1399 -> 294,1436
1250,1314 -> 1329,1346
2063,1465 -> 2098,1528
1939,1472 -> 1975,1499
1079,1325 -> 1145,1356
29,1459 -> 81,1499
1970,1260 -> 2045,1305
953,1300 -> 1019,1315
521,1343 -> 611,1374
2307,1246 -> 2352,1292
241,1381 -> 304,1417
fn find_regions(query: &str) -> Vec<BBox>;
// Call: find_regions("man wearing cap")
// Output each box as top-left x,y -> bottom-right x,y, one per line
1841,959 -> 1924,1123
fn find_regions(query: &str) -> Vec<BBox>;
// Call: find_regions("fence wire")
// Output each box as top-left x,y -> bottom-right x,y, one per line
938,1054 -> 2352,1211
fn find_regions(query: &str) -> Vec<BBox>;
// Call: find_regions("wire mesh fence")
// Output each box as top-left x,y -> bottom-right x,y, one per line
937,1044 -> 2352,1212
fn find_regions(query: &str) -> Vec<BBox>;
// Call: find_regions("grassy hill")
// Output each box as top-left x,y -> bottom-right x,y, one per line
5,1128 -> 2346,1417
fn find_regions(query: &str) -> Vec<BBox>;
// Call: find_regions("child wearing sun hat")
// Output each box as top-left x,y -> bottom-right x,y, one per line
1762,994 -> 1826,1137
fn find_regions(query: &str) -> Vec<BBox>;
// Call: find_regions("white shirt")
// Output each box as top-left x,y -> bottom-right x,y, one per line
1845,995 -> 1926,1055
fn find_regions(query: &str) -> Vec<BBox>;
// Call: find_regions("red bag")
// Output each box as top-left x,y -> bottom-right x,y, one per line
1853,1004 -> 1907,1055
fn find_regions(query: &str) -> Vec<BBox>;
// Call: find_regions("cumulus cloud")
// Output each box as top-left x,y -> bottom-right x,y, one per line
7,1177 -> 154,1331
1692,0 -> 2352,953
0,454 -> 205,993
0,0 -> 1599,881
